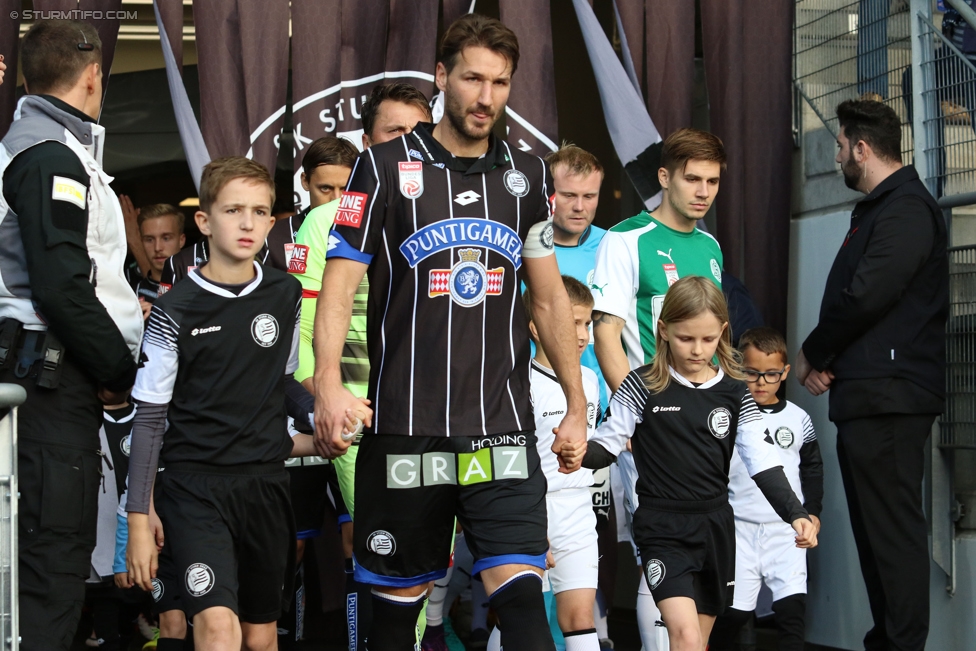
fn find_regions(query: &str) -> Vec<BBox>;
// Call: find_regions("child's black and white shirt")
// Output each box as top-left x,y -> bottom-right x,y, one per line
728,399 -> 823,523
589,367 -> 806,522
132,262 -> 301,467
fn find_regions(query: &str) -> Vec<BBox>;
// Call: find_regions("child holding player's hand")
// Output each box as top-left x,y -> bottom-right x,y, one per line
562,276 -> 816,651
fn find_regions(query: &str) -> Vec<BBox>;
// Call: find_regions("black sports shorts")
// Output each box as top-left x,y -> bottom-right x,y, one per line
286,457 -> 349,538
154,463 -> 295,622
353,432 -> 548,588
633,499 -> 735,616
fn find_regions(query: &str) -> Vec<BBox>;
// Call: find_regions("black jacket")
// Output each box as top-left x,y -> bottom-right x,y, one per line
802,166 -> 948,416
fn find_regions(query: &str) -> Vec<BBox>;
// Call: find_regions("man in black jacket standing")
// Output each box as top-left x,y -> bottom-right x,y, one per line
795,99 -> 948,651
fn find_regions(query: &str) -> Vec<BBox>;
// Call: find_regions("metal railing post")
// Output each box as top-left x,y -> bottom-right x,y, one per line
0,384 -> 23,651
910,0 -> 935,193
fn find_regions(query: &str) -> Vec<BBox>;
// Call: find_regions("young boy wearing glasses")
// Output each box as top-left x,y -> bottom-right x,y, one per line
708,327 -> 824,651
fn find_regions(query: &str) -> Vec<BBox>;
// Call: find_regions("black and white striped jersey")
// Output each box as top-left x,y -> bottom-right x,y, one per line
327,122 -> 554,438
132,262 -> 301,466
591,367 -> 783,505
728,399 -> 823,522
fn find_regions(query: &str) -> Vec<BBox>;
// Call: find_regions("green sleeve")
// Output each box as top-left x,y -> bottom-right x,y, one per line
292,202 -> 338,382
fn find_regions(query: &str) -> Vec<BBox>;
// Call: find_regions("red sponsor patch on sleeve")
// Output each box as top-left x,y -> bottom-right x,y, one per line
335,191 -> 369,228
287,243 -> 309,274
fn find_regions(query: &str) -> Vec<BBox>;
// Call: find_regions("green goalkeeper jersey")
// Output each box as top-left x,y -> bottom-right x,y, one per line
290,200 -> 369,399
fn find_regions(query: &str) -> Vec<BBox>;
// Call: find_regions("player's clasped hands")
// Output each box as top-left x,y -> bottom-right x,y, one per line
792,517 -> 819,549
313,382 -> 372,459
554,432 -> 586,473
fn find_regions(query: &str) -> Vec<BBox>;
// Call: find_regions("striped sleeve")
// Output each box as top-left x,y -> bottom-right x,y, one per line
801,413 -> 817,443
131,304 -> 180,404
590,371 -> 647,457
734,391 -> 784,478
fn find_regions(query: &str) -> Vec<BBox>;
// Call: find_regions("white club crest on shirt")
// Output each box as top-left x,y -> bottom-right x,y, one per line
708,407 -> 732,439
151,578 -> 164,602
775,426 -> 795,449
503,169 -> 530,197
710,259 -> 722,283
251,314 -> 279,347
120,434 -> 131,457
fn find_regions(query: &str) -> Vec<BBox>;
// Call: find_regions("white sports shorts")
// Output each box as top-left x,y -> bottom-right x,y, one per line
546,487 -> 599,593
732,518 -> 807,611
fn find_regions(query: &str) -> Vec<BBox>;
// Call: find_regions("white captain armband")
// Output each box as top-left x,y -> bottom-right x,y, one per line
522,221 -> 555,259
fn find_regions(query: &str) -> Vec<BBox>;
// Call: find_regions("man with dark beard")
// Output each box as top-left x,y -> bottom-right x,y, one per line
795,99 -> 948,651
313,14 -> 587,651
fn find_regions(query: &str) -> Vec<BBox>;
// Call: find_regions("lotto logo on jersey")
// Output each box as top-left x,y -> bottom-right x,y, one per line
286,243 -> 309,274
429,248 -> 504,307
335,192 -> 368,228
398,161 -> 424,199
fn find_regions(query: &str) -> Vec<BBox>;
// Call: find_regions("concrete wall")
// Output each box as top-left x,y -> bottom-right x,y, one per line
788,206 -> 876,649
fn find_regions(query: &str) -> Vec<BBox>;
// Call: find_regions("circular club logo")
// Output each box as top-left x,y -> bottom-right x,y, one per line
251,314 -> 279,347
710,259 -> 722,283
151,578 -> 164,602
775,426 -> 795,449
586,402 -> 597,428
449,261 -> 488,308
540,222 -> 554,250
120,434 -> 131,457
185,563 -> 215,597
503,169 -> 530,197
708,407 -> 732,439
646,559 -> 666,590
367,530 -> 396,556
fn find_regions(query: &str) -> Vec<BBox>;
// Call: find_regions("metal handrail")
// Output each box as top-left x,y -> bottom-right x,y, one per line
0,384 -> 19,650
0,387 -> 24,411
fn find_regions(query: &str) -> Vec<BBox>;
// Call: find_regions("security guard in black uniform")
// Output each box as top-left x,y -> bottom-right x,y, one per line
0,21 -> 143,651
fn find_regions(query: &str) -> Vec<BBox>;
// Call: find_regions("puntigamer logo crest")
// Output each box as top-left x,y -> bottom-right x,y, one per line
400,218 -> 524,270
